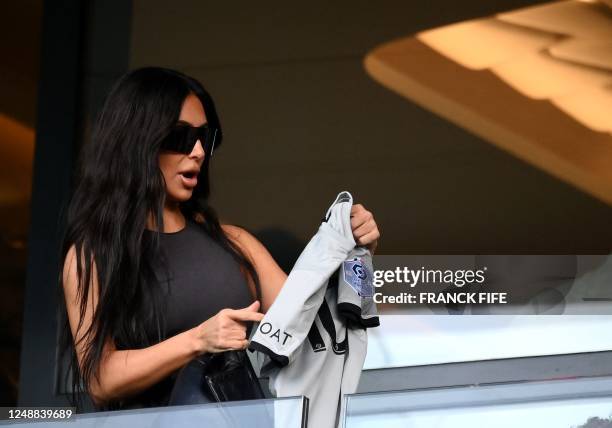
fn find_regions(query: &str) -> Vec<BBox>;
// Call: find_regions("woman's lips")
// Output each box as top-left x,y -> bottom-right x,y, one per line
179,173 -> 197,188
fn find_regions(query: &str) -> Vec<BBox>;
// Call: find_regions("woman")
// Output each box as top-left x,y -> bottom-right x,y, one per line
57,66 -> 380,411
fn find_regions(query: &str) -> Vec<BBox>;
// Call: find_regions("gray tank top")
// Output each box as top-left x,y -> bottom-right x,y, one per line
149,217 -> 254,338
114,217 -> 254,410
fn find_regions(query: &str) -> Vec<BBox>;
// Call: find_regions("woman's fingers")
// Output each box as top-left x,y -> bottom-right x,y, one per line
350,204 -> 371,228
352,218 -> 376,239
211,339 -> 249,352
350,204 -> 380,249
225,328 -> 248,340
350,205 -> 376,233
226,304 -> 265,323
238,300 -> 260,312
355,225 -> 381,246
230,339 -> 249,350
207,333 -> 249,352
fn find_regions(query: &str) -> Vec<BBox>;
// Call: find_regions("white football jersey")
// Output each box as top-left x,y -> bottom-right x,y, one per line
248,191 -> 380,428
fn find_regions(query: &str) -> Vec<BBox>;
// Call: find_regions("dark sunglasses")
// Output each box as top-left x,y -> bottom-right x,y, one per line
160,124 -> 218,156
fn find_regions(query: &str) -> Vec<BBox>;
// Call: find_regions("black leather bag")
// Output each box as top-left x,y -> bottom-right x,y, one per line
168,350 -> 265,405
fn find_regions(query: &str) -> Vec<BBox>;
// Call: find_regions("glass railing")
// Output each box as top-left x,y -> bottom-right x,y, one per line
343,375 -> 612,428
364,315 -> 612,369
0,396 -> 307,428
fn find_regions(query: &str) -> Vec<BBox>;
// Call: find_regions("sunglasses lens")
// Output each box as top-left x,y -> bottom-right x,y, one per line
161,125 -> 218,155
161,126 -> 192,153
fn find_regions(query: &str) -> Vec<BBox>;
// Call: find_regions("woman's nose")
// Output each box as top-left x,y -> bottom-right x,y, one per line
189,140 -> 206,159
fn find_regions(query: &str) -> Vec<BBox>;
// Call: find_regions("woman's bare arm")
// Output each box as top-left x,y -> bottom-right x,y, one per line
222,208 -> 380,313
62,245 -> 262,406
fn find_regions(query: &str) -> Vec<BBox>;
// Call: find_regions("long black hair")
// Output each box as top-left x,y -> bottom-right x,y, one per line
56,67 -> 261,411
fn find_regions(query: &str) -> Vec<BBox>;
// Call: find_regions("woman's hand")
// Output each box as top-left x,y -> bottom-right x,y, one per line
350,204 -> 380,254
191,300 -> 264,354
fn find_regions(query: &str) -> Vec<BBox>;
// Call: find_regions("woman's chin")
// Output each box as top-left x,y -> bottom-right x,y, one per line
167,189 -> 193,203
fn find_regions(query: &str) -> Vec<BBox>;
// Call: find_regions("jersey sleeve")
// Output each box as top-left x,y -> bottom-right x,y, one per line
248,191 -> 356,367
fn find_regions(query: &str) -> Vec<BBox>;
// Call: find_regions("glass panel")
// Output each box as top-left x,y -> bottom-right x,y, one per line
365,315 -> 612,369
0,396 -> 306,428
344,375 -> 612,428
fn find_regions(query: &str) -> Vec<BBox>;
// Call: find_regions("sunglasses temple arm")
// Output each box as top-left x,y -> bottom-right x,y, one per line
210,129 -> 217,157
